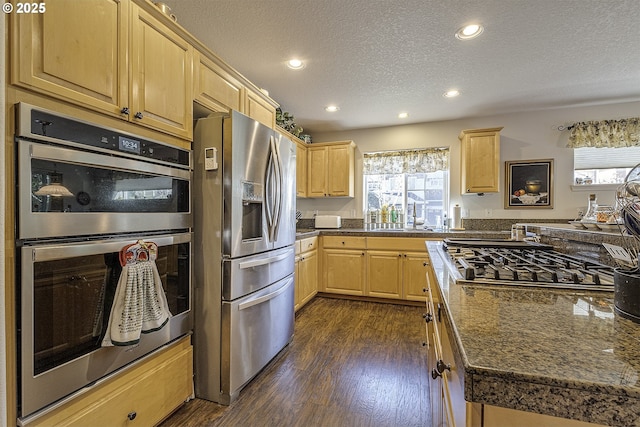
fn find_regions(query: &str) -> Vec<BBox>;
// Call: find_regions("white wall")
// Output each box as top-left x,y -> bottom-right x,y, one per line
297,101 -> 640,220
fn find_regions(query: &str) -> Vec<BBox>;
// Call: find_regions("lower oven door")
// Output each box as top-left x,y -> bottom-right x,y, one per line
221,274 -> 294,402
18,232 -> 192,420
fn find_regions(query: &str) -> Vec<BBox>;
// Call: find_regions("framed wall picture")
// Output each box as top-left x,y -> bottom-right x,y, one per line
505,159 -> 553,208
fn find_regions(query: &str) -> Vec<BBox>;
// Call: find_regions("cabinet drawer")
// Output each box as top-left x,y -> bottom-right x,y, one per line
299,236 -> 318,253
28,337 -> 193,427
322,236 -> 366,249
366,237 -> 435,251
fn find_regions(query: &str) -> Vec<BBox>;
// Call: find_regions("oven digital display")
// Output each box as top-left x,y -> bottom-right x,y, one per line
118,136 -> 141,154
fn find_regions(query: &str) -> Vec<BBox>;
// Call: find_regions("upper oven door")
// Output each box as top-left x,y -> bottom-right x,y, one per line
18,139 -> 192,240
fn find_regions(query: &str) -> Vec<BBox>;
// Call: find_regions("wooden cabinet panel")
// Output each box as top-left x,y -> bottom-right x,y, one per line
327,144 -> 354,196
299,250 -> 318,308
245,89 -> 276,128
307,146 -> 328,197
366,251 -> 402,299
307,142 -> 355,198
131,4 -> 193,140
194,51 -> 243,113
321,236 -> 366,249
29,336 -> 193,427
11,0 -> 128,115
322,249 -> 365,295
295,141 -> 308,197
295,237 -> 318,311
459,127 -> 503,194
403,252 -> 431,301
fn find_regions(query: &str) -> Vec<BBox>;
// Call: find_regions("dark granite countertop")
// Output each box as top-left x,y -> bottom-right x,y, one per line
426,241 -> 640,426
296,228 -> 510,240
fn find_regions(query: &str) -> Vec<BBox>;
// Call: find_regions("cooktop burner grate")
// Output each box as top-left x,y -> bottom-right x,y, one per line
443,244 -> 615,291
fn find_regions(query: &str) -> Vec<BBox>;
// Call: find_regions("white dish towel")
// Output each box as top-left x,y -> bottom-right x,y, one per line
102,241 -> 171,347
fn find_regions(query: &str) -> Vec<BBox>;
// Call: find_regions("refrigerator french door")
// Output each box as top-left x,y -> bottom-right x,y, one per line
193,111 -> 296,404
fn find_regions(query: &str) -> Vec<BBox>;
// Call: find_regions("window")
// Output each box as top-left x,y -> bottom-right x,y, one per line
363,148 -> 449,228
568,117 -> 640,185
573,147 -> 640,185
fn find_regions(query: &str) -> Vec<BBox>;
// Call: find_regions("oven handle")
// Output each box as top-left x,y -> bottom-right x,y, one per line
28,232 -> 192,262
238,277 -> 292,310
25,139 -> 190,180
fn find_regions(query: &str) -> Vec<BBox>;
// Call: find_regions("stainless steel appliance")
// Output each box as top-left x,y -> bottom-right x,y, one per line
193,111 -> 296,404
15,103 -> 193,423
440,238 -> 615,291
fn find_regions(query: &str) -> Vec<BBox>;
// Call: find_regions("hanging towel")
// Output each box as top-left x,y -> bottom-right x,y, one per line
102,241 -> 171,347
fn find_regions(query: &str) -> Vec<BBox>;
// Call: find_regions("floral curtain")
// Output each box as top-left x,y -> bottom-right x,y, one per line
567,117 -> 640,148
363,147 -> 449,175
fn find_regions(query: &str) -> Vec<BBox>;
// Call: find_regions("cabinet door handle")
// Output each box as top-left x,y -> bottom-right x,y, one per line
398,253 -> 402,257
436,359 -> 451,374
120,107 -> 130,115
423,262 -> 429,267
437,303 -> 442,323
423,313 -> 433,323
134,112 -> 144,119
431,368 -> 442,379
422,287 -> 428,293
127,411 -> 137,421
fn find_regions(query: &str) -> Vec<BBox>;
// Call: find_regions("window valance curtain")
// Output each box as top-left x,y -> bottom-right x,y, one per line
363,148 -> 449,175
567,117 -> 640,148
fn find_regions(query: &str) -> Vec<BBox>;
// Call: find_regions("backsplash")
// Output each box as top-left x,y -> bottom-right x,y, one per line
297,217 -> 571,231
461,218 -> 570,231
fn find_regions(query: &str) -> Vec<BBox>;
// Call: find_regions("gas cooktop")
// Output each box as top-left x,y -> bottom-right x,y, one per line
441,240 -> 615,291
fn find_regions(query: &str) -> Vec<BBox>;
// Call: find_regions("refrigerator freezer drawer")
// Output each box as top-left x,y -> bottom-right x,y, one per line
221,275 -> 294,402
222,246 -> 294,300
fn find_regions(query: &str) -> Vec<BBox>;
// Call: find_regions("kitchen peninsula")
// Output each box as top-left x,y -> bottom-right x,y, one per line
425,240 -> 640,427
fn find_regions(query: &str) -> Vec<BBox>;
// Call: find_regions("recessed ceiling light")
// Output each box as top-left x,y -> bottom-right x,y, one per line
286,59 -> 305,70
325,105 -> 340,112
398,112 -> 409,119
455,24 -> 483,40
443,89 -> 460,98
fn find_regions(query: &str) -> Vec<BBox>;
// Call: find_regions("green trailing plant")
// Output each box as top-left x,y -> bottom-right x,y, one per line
276,107 -> 303,137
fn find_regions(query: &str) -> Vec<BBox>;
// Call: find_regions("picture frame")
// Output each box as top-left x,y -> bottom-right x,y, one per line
505,159 -> 553,209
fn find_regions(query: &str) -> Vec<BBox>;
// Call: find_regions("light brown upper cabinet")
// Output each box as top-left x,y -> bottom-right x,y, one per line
245,89 -> 276,129
193,50 -> 244,114
307,141 -> 355,198
11,0 -> 194,140
130,4 -> 193,139
295,140 -> 308,197
459,127 -> 503,194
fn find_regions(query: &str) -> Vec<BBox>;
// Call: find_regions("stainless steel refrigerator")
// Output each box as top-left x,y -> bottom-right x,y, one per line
193,111 -> 296,404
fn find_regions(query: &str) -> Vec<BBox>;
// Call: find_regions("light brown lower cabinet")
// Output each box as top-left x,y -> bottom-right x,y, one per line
295,237 -> 318,311
27,336 -> 193,427
321,236 -> 367,295
424,267 -> 606,427
320,237 -> 434,300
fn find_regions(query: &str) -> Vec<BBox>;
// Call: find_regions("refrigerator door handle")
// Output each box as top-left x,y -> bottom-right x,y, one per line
237,277 -> 292,310
238,252 -> 290,269
265,135 -> 283,242
271,136 -> 283,240
264,137 -> 276,241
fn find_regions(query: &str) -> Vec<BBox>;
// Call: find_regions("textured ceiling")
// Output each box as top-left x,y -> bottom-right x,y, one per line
163,0 -> 640,134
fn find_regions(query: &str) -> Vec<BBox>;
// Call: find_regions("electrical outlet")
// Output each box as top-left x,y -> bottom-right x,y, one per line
485,209 -> 492,217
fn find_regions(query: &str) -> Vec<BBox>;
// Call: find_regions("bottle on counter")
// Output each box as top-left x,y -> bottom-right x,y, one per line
583,193 -> 598,222
381,205 -> 388,224
390,206 -> 397,224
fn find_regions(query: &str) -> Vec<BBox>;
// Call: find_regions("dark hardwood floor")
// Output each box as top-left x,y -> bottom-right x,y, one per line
160,297 -> 430,427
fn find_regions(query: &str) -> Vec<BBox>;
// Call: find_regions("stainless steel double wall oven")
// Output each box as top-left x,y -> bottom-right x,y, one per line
14,103 -> 193,423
